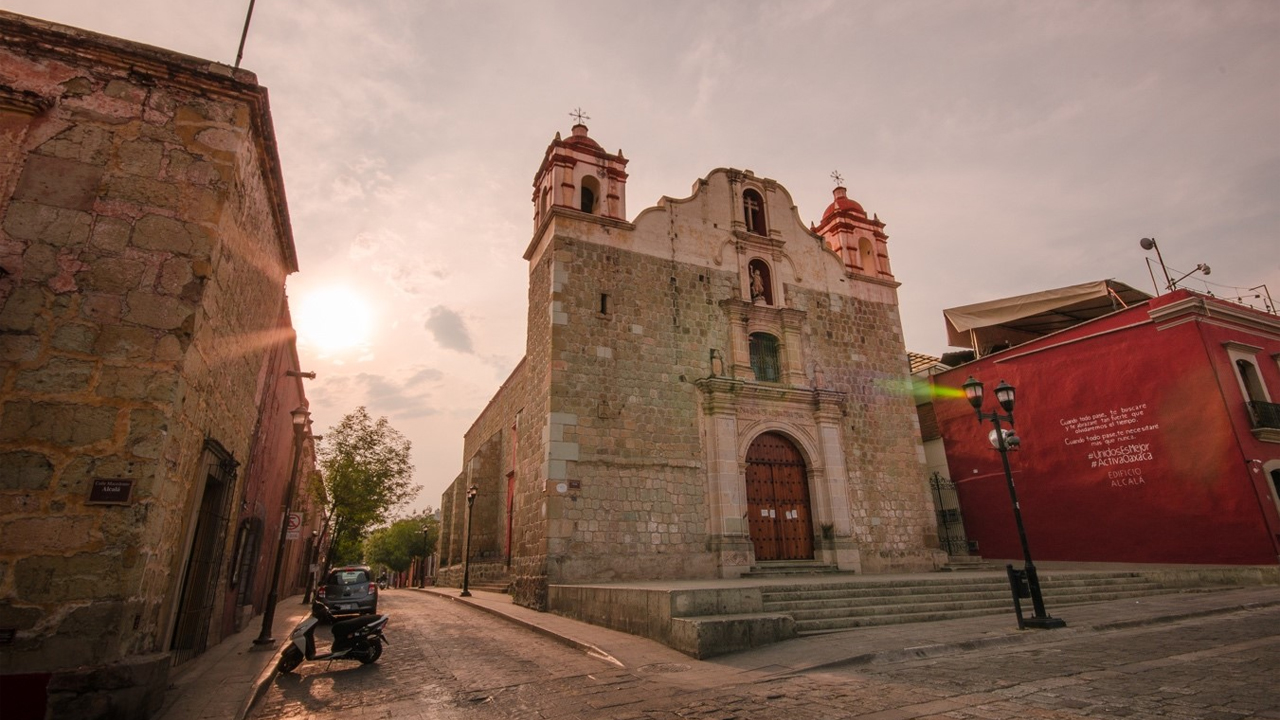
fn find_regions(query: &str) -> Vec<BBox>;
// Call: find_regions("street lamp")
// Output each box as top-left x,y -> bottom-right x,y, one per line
419,525 -> 430,589
254,405 -> 310,645
962,377 -> 1065,630
459,485 -> 478,597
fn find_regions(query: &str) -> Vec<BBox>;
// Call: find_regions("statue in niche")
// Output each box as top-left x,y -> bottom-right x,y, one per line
710,349 -> 724,377
750,267 -> 765,302
812,362 -> 826,389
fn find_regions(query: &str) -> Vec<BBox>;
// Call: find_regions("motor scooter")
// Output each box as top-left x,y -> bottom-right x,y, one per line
277,607 -> 389,673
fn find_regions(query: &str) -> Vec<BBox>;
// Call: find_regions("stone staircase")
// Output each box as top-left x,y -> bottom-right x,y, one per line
761,572 -> 1190,635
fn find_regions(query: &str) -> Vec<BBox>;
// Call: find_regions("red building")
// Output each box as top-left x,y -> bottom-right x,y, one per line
932,282 -> 1280,566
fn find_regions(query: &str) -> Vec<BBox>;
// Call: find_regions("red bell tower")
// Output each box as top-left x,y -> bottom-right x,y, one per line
813,184 -> 893,281
531,115 -> 629,232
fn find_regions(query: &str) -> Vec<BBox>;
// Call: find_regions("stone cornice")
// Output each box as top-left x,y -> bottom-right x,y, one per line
695,377 -> 847,416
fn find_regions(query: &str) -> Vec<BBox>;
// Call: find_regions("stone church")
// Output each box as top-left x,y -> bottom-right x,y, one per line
439,123 -> 943,609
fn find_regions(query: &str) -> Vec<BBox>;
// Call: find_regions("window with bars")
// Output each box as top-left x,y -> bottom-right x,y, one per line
749,332 -> 781,382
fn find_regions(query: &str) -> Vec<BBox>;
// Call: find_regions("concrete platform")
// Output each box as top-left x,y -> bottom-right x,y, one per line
543,563 -> 1280,657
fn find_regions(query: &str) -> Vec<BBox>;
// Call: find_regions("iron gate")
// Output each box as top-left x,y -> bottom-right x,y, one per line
930,472 -> 972,556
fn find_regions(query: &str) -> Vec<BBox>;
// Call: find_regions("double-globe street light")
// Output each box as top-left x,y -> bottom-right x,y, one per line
961,377 -> 1065,630
459,485 -> 478,597
254,405 -> 310,645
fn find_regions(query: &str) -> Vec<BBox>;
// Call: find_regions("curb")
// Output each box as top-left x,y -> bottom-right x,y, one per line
789,597 -> 1280,675
237,644 -> 283,720
414,587 -> 624,668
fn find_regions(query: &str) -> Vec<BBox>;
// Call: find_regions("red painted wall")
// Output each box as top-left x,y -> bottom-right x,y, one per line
934,291 -> 1280,565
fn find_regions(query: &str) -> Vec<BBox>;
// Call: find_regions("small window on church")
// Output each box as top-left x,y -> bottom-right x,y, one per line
580,175 -> 601,214
743,189 -> 766,235
749,332 -> 781,382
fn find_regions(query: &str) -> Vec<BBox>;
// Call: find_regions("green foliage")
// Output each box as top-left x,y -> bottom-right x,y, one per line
315,407 -> 419,570
363,512 -> 439,573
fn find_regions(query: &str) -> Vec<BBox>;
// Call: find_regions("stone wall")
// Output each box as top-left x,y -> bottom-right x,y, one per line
542,234 -> 720,582
0,12 -> 301,718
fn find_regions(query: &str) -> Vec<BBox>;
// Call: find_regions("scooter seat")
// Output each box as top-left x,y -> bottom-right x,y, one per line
332,614 -> 382,642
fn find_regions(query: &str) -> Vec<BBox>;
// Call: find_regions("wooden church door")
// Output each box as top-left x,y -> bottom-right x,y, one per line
745,432 -> 814,561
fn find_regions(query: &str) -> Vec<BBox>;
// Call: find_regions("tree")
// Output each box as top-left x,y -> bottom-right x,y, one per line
363,512 -> 439,574
315,407 -> 419,571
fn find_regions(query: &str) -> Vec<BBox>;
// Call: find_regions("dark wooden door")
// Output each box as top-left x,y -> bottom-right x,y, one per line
745,432 -> 814,561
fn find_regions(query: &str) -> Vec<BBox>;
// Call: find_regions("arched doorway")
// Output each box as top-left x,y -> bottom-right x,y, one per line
745,432 -> 814,561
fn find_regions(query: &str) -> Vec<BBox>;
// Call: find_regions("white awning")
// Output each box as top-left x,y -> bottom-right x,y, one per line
944,280 -> 1150,352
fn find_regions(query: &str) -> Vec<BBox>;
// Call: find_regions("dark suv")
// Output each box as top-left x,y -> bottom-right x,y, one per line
315,565 -> 378,618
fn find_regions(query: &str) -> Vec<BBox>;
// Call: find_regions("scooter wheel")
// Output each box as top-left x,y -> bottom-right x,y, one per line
358,639 -> 382,665
277,645 -> 303,674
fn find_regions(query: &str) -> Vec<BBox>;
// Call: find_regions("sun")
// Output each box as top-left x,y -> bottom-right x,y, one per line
294,286 -> 375,356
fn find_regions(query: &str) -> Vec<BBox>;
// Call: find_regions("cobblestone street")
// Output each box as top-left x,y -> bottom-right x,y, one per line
251,591 -> 1280,719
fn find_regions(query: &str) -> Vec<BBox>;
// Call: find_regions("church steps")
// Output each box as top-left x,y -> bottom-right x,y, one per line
759,572 -> 1153,600
760,572 -> 1179,633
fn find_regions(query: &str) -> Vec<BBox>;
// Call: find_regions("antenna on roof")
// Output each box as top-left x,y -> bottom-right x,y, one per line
234,0 -> 257,69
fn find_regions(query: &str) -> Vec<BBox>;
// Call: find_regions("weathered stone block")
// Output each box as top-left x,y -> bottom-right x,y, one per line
79,256 -> 146,293
102,176 -> 179,209
51,322 -> 98,353
130,214 -> 201,255
124,290 -> 192,330
0,601 -> 44,631
2,201 -> 92,246
127,408 -> 168,459
21,240 -> 60,282
89,216 -> 131,253
79,292 -> 123,324
0,285 -> 46,332
157,257 -> 193,295
0,401 -> 118,447
14,357 -> 96,394
0,450 -> 53,490
93,324 -> 156,360
16,551 -> 124,602
117,139 -> 163,177
36,123 -> 111,165
0,333 -> 40,362
2,515 -> 95,553
13,155 -> 104,212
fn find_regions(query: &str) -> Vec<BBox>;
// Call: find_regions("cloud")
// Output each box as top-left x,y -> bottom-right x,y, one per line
424,306 -> 474,353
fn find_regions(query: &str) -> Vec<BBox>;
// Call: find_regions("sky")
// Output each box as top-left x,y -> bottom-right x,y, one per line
10,0 -> 1278,515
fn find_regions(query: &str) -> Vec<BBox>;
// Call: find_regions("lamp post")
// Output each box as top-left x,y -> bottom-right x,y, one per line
254,405 -> 310,645
961,377 -> 1065,630
459,485 -> 478,597
301,529 -> 319,605
419,525 -> 430,588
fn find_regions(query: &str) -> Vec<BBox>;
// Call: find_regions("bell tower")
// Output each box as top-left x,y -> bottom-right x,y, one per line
813,183 -> 893,282
531,116 -> 629,232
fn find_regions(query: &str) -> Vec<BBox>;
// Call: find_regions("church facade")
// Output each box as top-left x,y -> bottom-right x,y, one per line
439,124 -> 943,609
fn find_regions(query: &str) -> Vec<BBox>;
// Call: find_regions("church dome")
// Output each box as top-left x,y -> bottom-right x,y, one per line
564,123 -> 603,151
821,186 -> 866,220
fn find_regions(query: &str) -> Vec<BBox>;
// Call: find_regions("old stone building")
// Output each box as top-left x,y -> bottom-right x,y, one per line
0,12 -> 320,718
439,123 -> 944,609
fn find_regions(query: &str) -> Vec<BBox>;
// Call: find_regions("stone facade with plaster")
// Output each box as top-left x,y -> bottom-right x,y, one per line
441,124 -> 944,610
0,12 -> 316,718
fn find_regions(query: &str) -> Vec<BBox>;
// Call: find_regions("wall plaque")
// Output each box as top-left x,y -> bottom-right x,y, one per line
88,478 -> 134,505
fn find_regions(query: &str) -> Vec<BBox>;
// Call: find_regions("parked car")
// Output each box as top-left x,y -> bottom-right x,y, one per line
314,565 -> 378,618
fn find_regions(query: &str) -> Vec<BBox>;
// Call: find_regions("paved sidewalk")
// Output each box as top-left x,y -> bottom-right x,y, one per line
154,595 -> 310,720
414,583 -> 1280,676
163,584 -> 1280,719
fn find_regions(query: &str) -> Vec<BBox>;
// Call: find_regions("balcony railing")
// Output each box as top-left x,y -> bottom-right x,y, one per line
1246,400 -> 1280,430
